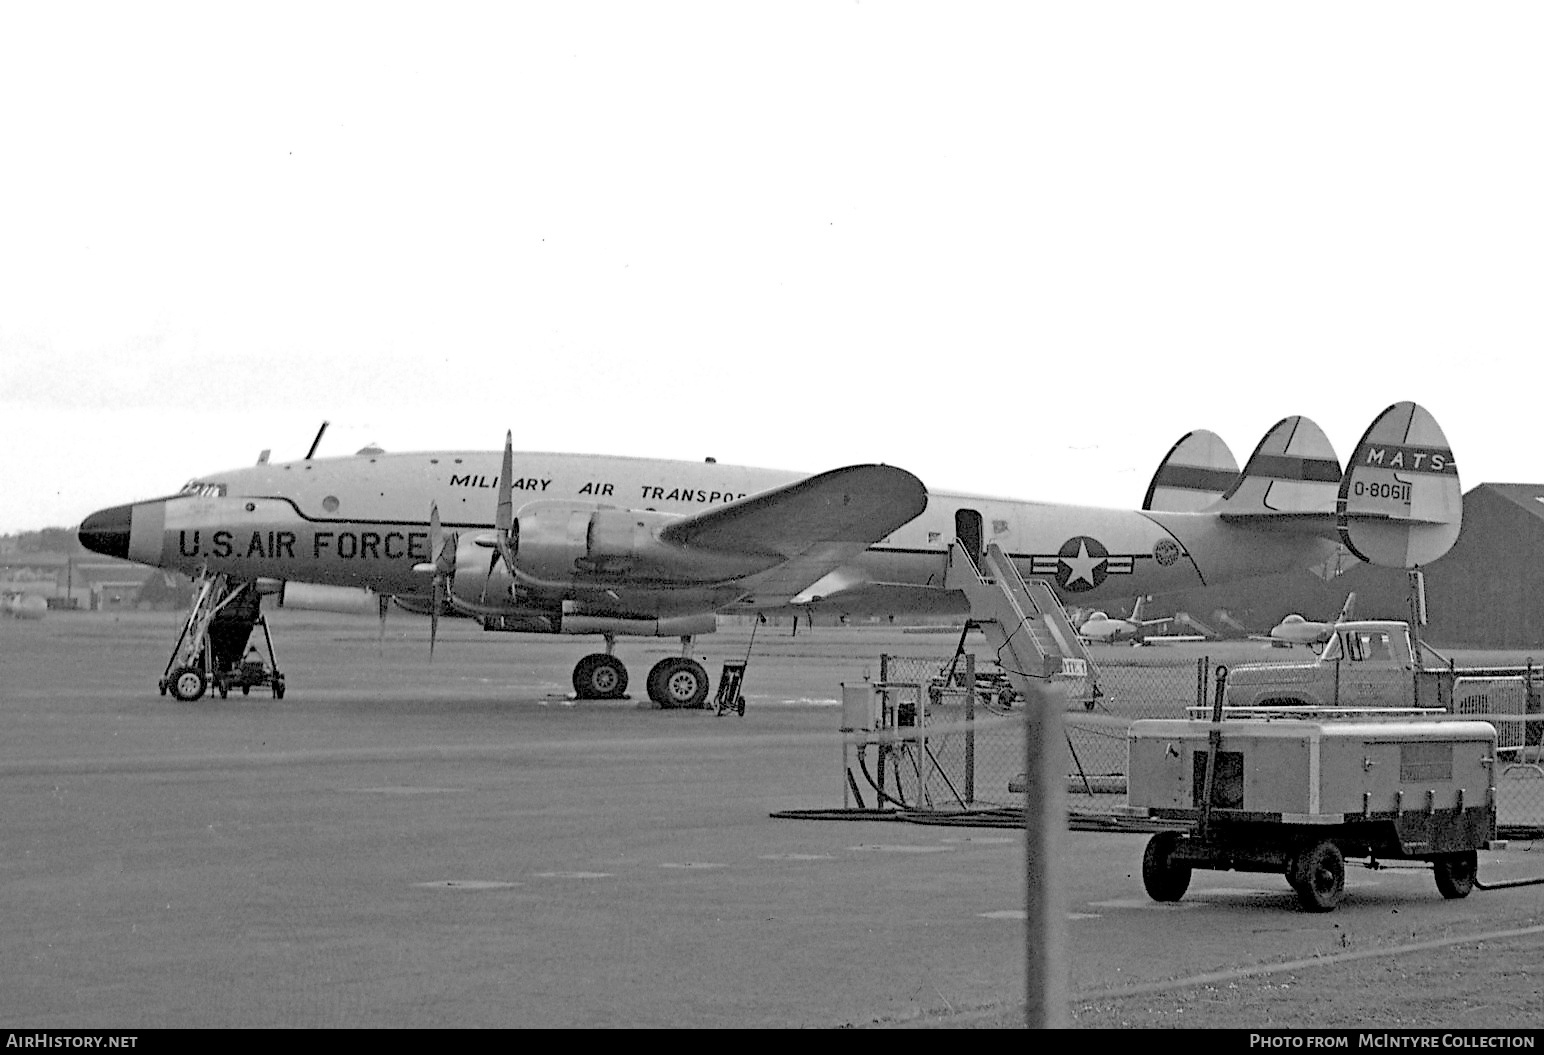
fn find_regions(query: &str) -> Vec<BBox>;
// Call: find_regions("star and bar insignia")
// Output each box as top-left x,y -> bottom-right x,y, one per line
1028,535 -> 1138,593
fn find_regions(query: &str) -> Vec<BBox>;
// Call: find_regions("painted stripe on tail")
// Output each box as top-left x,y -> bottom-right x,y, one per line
1208,416 -> 1342,516
1142,430 -> 1240,512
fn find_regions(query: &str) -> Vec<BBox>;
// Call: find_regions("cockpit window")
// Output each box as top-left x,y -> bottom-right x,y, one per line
178,481 -> 227,498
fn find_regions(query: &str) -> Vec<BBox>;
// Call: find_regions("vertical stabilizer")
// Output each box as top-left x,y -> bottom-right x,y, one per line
1337,402 -> 1461,568
1208,416 -> 1342,515
1143,430 -> 1239,511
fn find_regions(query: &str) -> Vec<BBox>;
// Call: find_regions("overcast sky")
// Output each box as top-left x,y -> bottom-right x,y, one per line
3,3 -> 1540,534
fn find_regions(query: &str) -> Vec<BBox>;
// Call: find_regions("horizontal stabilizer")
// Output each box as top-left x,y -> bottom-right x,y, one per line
1338,402 -> 1460,568
1143,430 -> 1239,511
1208,416 -> 1342,516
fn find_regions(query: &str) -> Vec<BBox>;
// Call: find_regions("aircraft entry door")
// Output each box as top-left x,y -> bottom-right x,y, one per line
955,509 -> 984,570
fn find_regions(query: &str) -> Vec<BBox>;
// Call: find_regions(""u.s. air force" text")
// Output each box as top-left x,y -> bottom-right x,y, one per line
179,530 -> 429,560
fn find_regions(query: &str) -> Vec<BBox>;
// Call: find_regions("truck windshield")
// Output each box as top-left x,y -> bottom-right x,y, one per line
1337,630 -> 1395,662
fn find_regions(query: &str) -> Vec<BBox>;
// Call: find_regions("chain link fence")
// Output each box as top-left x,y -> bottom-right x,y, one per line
844,652 -> 1544,834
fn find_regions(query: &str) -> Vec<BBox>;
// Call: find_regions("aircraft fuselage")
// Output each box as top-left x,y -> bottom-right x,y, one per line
84,448 -> 1333,617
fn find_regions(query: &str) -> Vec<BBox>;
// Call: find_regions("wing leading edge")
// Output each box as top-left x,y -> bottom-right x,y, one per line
659,464 -> 927,556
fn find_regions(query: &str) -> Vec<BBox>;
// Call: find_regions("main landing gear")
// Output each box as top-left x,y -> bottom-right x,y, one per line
570,634 -> 710,708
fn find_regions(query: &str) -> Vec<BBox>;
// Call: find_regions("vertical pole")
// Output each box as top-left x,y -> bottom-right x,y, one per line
964,652 -> 976,805
1023,667 -> 1068,1029
878,654 -> 890,800
1199,666 -> 1228,841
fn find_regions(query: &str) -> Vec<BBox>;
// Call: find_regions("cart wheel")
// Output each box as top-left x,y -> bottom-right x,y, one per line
736,695 -> 745,717
168,666 -> 207,702
1433,850 -> 1477,899
1289,840 -> 1345,912
1141,831 -> 1191,902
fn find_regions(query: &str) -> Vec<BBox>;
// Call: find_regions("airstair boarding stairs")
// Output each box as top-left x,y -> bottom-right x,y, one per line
943,541 -> 1098,698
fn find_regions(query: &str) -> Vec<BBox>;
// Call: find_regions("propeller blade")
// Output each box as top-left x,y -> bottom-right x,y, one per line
430,577 -> 442,661
494,430 -> 518,577
480,432 -> 519,603
419,502 -> 457,661
496,431 -> 514,535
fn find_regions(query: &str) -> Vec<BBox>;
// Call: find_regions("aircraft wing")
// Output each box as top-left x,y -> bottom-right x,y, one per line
659,464 -> 928,603
660,464 -> 926,557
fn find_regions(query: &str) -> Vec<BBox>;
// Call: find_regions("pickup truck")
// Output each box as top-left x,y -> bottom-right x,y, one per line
1219,619 -> 1538,754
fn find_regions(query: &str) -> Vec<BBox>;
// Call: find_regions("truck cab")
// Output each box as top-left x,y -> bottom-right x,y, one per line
1224,620 -> 1429,712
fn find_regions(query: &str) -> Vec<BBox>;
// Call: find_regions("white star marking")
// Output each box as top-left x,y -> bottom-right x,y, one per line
1060,541 -> 1105,588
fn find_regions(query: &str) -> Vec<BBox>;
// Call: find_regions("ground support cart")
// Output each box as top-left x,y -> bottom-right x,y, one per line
210,620 -> 286,700
714,661 -> 747,716
160,575 -> 285,702
1127,718 -> 1498,912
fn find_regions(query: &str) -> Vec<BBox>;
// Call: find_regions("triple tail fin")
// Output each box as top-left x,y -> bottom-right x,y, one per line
1142,430 -> 1240,511
1337,402 -> 1461,567
1206,416 -> 1343,516
1192,402 -> 1461,570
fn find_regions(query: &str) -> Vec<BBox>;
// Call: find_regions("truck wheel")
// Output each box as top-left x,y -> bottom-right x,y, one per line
1141,831 -> 1192,902
1433,851 -> 1477,899
1289,841 -> 1345,912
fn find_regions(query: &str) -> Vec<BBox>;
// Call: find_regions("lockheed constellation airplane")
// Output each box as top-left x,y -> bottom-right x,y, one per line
77,402 -> 1462,706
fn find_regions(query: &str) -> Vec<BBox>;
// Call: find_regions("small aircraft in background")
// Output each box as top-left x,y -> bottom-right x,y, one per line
1078,596 -> 1171,645
1263,592 -> 1357,648
2,591 -> 47,620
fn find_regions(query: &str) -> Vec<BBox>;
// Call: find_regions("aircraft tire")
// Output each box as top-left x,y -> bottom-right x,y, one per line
645,659 -> 675,705
652,658 -> 709,709
573,653 -> 628,699
1289,840 -> 1345,912
169,666 -> 208,703
1141,831 -> 1191,902
645,658 -> 710,708
1433,850 -> 1477,899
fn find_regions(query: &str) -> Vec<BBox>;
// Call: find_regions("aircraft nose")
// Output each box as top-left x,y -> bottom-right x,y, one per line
78,503 -> 134,559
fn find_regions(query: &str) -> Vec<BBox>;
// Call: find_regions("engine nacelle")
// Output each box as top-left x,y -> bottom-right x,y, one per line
445,501 -> 778,614
515,501 -> 775,589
